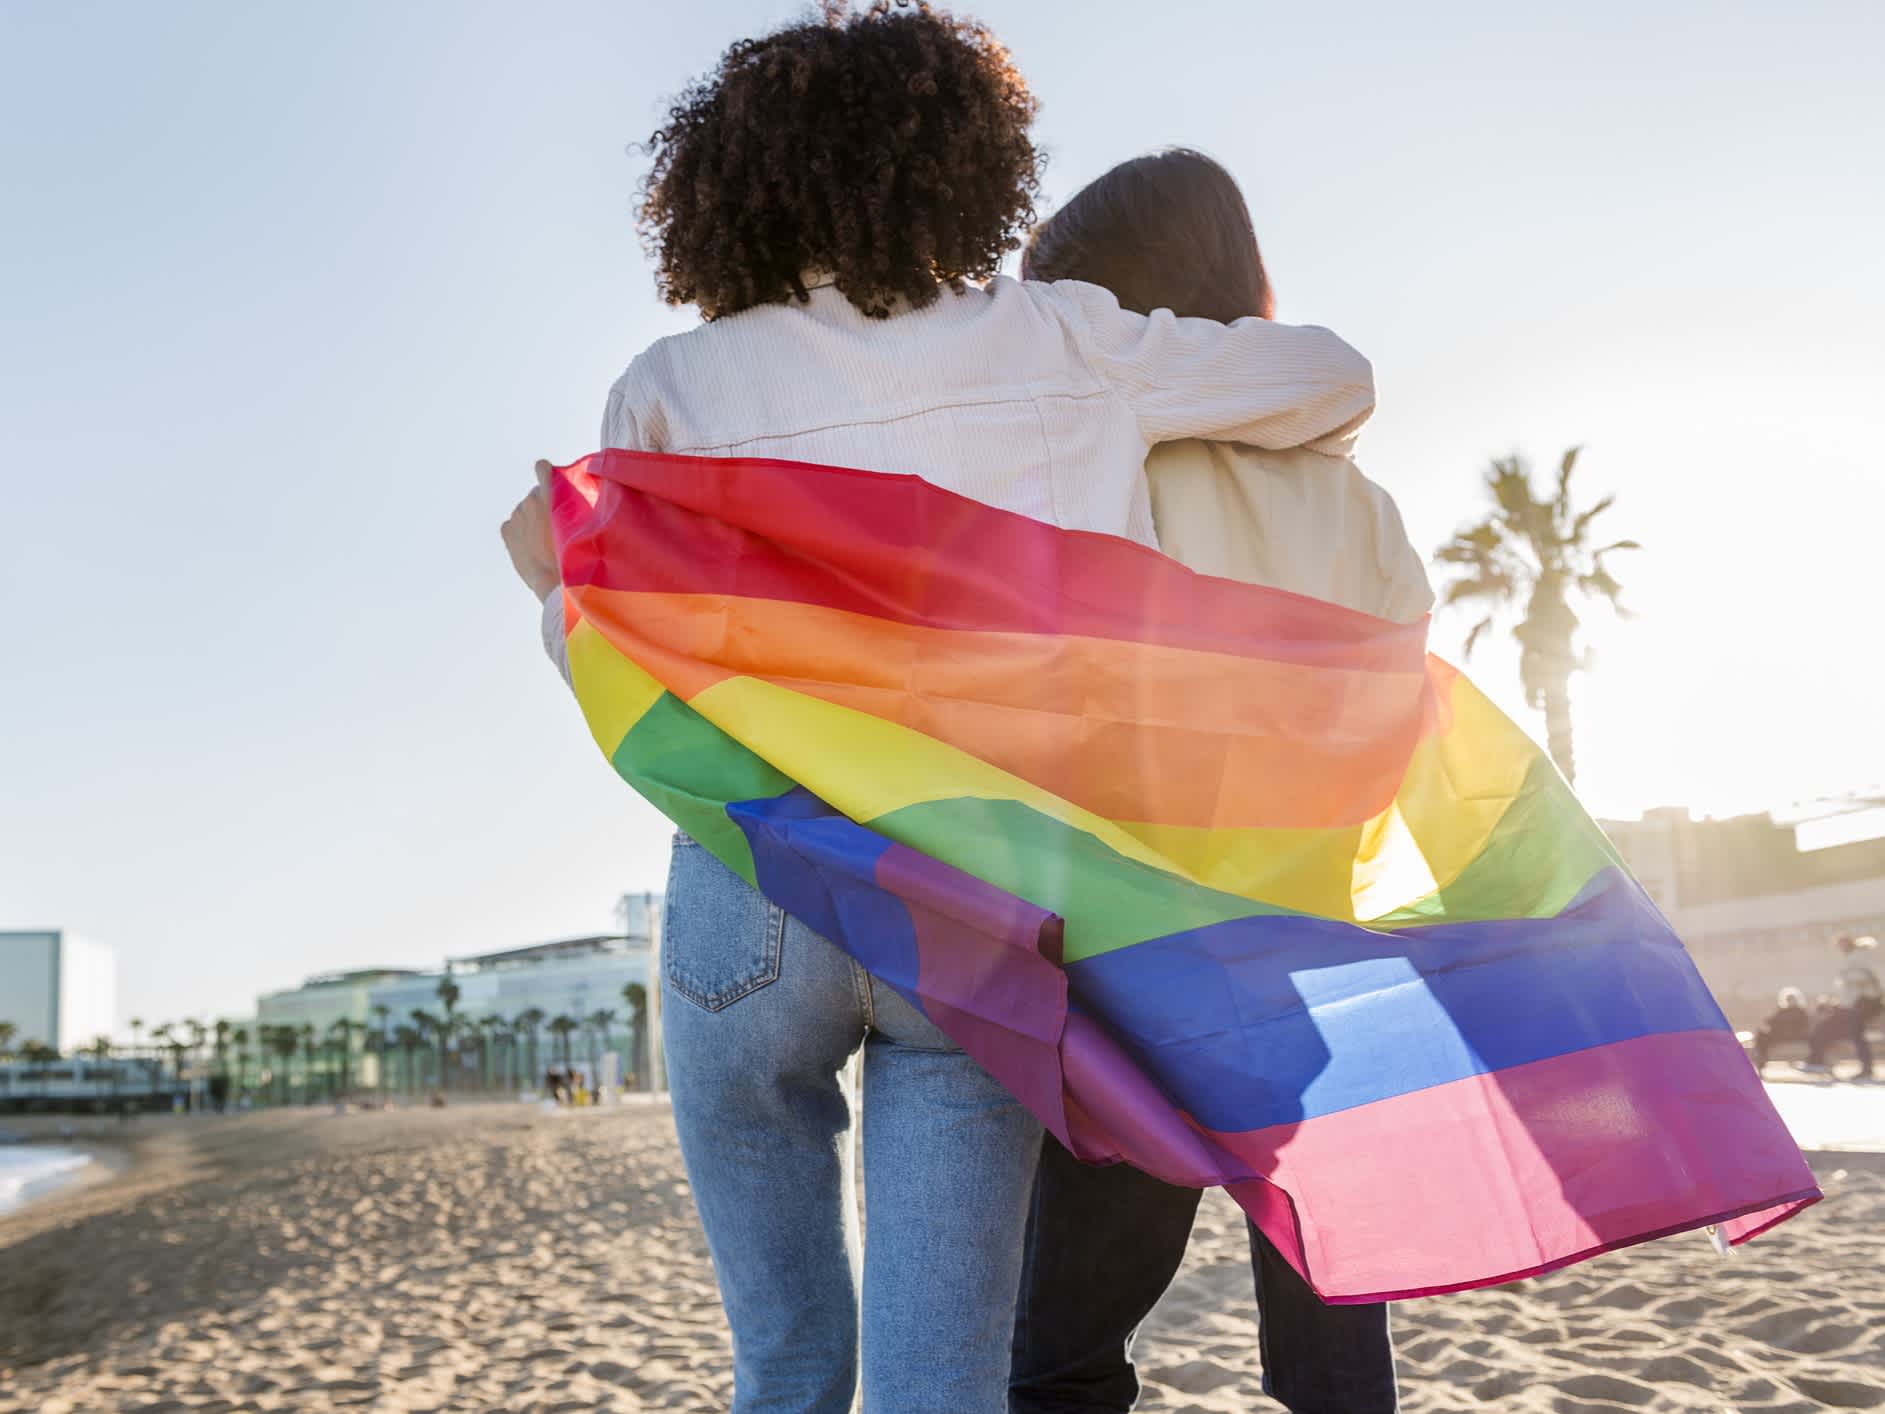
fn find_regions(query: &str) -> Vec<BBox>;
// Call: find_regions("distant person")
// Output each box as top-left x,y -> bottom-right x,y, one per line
1802,935 -> 1881,1079
1009,148 -> 1417,1414
1751,987 -> 1810,1070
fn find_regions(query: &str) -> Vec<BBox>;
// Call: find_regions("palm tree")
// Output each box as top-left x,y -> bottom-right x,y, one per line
484,1017 -> 514,1091
393,1024 -> 425,1095
0,1021 -> 16,1061
372,1004 -> 393,1099
435,975 -> 461,1091
265,1025 -> 299,1104
20,1039 -> 59,1099
328,1018 -> 360,1099
515,1008 -> 546,1089
363,1026 -> 385,1103
456,1014 -> 481,1091
622,983 -> 648,1091
128,1018 -> 159,1101
211,1020 -> 232,1110
231,1025 -> 251,1104
547,1015 -> 580,1072
1433,447 -> 1639,788
87,1035 -> 114,1103
585,1008 -> 618,1091
410,1008 -> 441,1091
297,1024 -> 317,1102
177,1021 -> 198,1105
154,1024 -> 189,1098
475,1015 -> 499,1091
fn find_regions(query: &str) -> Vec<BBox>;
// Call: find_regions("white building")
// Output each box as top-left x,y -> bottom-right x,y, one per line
1602,809 -> 1885,1026
0,929 -> 117,1053
249,902 -> 662,1096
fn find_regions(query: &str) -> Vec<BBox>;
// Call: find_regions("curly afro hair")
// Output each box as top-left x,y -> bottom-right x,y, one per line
638,1 -> 1043,321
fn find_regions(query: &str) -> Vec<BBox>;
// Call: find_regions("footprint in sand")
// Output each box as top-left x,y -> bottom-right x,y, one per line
1787,1322 -> 1870,1356
1550,1372 -> 1658,1406
1434,1356 -> 1495,1382
1399,1336 -> 1454,1364
1583,1281 -> 1659,1312
1142,1358 -> 1244,1395
1740,1308 -> 1842,1350
1516,1322 -> 1570,1345
1470,1370 -> 1531,1402
1682,1343 -> 1746,1372
1632,1352 -> 1720,1388
1790,1373 -> 1885,1409
1650,1294 -> 1712,1325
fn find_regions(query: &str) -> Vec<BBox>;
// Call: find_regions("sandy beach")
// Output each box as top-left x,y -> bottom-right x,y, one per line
1,1102 -> 1880,1413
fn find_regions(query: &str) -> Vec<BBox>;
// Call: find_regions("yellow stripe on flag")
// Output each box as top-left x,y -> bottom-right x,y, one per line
567,615 -> 667,756
681,669 -> 1539,922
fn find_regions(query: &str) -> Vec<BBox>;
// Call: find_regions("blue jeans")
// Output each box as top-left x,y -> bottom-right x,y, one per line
662,835 -> 1044,1413
1011,1135 -> 1398,1413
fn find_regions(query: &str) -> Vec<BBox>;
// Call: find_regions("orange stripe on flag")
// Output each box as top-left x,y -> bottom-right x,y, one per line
569,585 -> 1438,831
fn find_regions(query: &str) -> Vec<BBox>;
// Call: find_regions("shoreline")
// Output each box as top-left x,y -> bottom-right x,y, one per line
0,1146 -> 92,1217
0,1120 -> 142,1222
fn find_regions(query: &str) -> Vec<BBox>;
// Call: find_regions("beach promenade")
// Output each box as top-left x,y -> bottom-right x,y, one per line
1,1096 -> 1881,1413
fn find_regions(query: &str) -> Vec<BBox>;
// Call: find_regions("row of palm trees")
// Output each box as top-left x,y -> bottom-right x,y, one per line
3,977 -> 654,1109
0,1021 -> 57,1065
363,982 -> 651,1100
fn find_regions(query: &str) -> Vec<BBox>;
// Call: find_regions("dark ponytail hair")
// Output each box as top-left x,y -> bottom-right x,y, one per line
1022,148 -> 1274,322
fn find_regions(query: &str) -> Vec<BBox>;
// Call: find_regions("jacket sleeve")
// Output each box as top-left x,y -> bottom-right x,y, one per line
540,368 -> 649,686
1046,278 -> 1375,455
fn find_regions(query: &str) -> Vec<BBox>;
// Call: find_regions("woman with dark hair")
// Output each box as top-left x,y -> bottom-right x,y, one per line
502,11 -> 1375,1410
1009,149 -> 1420,1414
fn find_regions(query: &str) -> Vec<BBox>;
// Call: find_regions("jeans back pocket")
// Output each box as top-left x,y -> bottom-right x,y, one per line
663,835 -> 785,1012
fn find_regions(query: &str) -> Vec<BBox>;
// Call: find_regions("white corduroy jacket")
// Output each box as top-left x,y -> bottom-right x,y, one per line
542,274 -> 1376,660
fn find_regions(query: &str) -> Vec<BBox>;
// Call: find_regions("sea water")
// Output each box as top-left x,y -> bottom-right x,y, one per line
1763,1079 -> 1885,1153
0,1145 -> 91,1216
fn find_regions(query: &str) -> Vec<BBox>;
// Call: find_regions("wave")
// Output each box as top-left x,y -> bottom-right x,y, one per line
0,1146 -> 91,1215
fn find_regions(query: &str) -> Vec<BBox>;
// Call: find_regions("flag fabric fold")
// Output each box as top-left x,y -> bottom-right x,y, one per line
548,448 -> 1817,1302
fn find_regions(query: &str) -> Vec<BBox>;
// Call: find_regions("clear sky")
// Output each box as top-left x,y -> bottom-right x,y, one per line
4,1 -> 1881,1033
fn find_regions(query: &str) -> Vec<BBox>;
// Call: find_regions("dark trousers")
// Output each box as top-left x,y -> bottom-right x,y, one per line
1752,1010 -> 1808,1068
1010,1136 -> 1398,1413
1807,1004 -> 1876,1073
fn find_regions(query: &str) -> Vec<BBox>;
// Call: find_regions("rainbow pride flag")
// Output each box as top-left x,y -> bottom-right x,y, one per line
548,448 -> 1817,1302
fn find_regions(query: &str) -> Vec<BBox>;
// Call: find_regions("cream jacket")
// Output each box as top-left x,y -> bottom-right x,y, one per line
1146,440 -> 1433,624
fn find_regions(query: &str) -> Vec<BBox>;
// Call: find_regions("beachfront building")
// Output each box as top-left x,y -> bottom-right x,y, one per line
388,932 -> 657,1091
256,970 -> 424,1032
1603,808 -> 1885,1025
248,897 -> 662,1099
0,929 -> 116,1054
253,967 -> 427,1095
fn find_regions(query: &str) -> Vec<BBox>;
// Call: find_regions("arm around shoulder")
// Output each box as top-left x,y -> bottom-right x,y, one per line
1044,278 -> 1375,453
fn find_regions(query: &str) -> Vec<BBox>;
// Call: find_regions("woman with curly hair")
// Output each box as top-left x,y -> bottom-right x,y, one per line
502,6 -> 1375,1409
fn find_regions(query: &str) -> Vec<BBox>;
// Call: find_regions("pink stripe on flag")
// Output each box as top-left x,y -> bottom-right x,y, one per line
1209,1029 -> 1817,1301
877,844 -> 1073,1144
